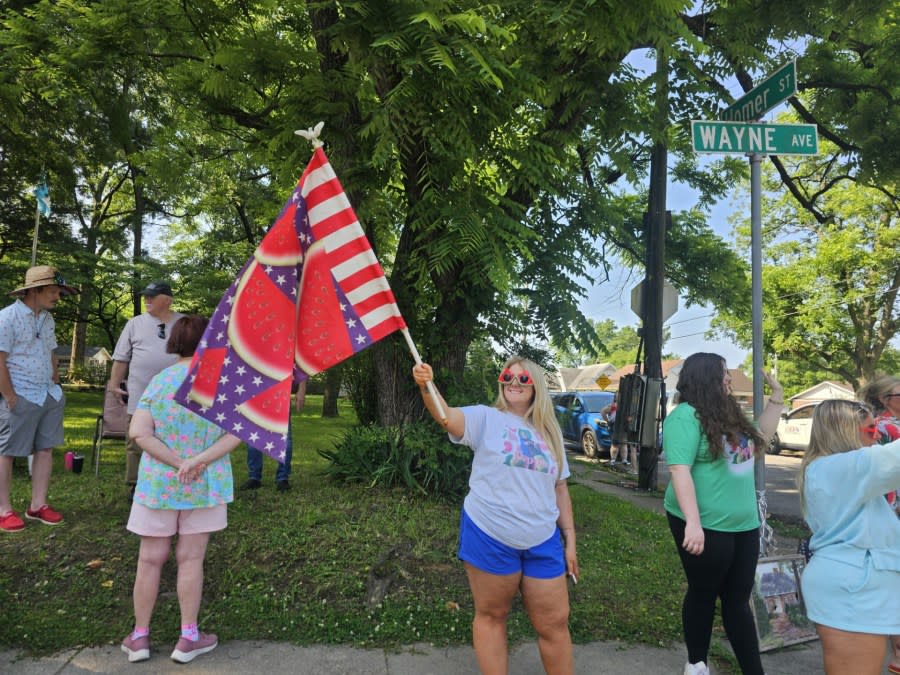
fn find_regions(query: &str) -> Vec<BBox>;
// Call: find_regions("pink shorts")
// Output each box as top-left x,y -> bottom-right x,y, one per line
126,502 -> 227,537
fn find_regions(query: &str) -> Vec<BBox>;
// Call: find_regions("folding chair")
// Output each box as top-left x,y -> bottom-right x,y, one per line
91,389 -> 129,476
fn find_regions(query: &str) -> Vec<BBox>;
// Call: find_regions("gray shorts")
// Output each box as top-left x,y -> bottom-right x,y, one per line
0,393 -> 65,457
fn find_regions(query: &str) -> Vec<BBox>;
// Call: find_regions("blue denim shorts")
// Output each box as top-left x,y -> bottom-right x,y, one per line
458,510 -> 565,579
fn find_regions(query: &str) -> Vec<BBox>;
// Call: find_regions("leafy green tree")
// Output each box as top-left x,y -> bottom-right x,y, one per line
553,318 -> 680,368
716,146 -> 900,389
4,0 -> 898,427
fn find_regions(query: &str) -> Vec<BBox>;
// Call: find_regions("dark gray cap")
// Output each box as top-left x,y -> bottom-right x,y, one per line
140,281 -> 173,297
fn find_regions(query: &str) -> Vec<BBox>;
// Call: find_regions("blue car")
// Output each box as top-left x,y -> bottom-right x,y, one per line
552,391 -> 614,459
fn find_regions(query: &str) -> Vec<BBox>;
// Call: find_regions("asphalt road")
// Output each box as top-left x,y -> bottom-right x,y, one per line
758,450 -> 805,520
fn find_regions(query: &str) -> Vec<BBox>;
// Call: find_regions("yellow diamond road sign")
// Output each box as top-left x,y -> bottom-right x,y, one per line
595,374 -> 611,390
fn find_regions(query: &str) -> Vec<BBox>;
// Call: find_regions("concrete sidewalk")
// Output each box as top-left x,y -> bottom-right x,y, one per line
0,637 -> 828,674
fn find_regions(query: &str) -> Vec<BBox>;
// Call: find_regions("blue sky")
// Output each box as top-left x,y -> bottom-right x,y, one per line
578,192 -> 750,369
577,49 -> 794,370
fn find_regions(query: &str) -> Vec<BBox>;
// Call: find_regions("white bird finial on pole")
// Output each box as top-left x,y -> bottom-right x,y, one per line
294,121 -> 325,148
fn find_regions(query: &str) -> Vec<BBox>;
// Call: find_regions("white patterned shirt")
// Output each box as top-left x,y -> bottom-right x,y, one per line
0,299 -> 61,405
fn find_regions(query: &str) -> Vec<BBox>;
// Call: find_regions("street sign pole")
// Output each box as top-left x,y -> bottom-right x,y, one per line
749,152 -> 768,557
695,61 -> 811,558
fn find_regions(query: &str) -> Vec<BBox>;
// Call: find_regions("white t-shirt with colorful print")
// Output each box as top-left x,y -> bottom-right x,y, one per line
134,361 -> 234,510
451,405 -> 569,549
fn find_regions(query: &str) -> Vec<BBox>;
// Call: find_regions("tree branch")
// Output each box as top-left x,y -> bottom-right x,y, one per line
768,155 -> 830,224
788,98 -> 857,152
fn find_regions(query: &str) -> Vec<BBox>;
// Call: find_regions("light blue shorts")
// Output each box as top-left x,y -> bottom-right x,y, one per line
458,510 -> 565,579
801,552 -> 900,634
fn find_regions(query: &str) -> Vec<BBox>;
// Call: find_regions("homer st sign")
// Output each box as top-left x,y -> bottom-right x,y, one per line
721,60 -> 797,122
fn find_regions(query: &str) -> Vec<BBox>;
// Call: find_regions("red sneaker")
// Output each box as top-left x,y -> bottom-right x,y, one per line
25,504 -> 63,525
0,511 -> 25,532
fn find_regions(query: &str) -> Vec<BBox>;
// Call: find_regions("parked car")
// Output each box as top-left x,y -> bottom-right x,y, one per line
768,403 -> 817,455
552,391 -> 615,459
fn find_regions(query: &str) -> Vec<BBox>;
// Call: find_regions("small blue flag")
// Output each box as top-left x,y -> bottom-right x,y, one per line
34,183 -> 51,217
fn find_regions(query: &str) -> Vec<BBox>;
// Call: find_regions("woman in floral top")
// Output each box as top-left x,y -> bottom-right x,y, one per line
120,316 -> 241,665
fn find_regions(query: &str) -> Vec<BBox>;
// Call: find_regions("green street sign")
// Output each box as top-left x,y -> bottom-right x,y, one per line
691,120 -> 818,156
721,60 -> 797,122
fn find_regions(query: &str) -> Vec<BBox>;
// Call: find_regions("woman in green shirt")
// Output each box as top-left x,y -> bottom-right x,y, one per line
663,353 -> 783,675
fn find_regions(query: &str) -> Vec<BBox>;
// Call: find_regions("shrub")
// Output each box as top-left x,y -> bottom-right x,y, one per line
319,422 -> 471,502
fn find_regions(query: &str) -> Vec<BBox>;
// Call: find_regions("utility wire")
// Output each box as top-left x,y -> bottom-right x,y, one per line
667,280 -> 900,342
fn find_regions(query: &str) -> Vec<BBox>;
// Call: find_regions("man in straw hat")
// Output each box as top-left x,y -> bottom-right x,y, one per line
0,265 -> 78,532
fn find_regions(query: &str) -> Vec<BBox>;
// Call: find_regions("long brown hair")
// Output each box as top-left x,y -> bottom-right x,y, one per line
675,353 -> 762,459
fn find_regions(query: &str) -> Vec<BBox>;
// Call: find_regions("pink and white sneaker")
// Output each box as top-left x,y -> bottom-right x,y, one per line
121,633 -> 150,663
171,632 -> 218,663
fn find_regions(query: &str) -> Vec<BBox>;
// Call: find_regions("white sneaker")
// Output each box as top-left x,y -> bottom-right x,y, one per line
684,662 -> 710,675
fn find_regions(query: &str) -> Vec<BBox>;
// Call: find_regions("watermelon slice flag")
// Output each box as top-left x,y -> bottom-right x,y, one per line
174,147 -> 407,461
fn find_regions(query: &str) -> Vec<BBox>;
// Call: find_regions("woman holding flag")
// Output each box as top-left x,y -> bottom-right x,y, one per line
413,357 -> 578,675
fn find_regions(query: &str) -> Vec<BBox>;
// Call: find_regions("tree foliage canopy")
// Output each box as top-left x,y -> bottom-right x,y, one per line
1,0 -> 897,418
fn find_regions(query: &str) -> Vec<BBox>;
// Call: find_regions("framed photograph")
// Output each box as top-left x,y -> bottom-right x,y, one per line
750,554 -> 818,652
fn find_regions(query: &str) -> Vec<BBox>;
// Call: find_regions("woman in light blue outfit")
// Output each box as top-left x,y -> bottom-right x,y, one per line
799,399 -> 900,674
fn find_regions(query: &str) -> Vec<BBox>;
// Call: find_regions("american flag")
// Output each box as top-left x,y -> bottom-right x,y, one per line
174,147 -> 406,461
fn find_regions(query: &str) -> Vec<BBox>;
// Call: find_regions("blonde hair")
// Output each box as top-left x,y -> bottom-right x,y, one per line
798,399 -> 871,514
493,356 -> 565,471
858,375 -> 900,414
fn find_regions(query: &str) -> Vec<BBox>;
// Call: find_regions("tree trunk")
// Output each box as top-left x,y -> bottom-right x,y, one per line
130,165 -> 144,315
322,366 -> 341,417
69,180 -> 105,380
374,339 -> 417,426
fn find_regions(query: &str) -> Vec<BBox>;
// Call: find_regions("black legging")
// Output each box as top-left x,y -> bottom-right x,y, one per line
667,513 -> 764,674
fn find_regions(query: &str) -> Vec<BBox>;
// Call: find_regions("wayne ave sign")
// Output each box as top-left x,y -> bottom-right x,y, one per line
691,120 -> 818,156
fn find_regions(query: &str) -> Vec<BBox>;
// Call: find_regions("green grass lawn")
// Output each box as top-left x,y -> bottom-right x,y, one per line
1,389 -> 688,657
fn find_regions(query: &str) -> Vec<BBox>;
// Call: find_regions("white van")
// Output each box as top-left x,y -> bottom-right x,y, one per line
768,403 -> 817,455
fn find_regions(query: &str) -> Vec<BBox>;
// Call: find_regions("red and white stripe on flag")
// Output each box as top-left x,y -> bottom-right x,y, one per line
300,148 -> 406,342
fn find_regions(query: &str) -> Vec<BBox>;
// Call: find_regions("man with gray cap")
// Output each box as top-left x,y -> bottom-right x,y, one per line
107,281 -> 183,497
0,265 -> 78,532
